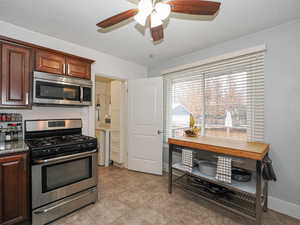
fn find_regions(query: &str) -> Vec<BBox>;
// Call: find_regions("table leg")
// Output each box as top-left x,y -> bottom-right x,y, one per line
168,144 -> 173,194
263,154 -> 269,212
263,180 -> 268,212
256,161 -> 262,225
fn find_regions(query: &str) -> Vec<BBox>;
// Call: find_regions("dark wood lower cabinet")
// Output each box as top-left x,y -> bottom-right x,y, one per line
0,153 -> 29,225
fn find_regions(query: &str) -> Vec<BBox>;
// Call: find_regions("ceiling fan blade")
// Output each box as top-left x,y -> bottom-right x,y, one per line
97,9 -> 138,28
127,0 -> 139,4
166,0 -> 221,15
151,25 -> 164,42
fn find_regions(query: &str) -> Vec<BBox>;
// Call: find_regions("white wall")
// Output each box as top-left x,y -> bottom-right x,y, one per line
0,20 -> 147,136
148,19 -> 300,219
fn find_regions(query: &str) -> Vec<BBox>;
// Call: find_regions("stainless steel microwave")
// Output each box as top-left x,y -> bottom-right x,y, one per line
33,72 -> 92,106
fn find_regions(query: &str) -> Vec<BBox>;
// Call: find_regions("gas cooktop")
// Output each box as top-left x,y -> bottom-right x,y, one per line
26,134 -> 96,149
25,119 -> 98,161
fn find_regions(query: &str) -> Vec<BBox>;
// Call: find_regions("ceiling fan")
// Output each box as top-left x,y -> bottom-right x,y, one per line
96,0 -> 221,42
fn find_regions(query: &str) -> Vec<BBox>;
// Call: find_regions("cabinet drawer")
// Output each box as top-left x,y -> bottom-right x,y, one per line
32,188 -> 97,225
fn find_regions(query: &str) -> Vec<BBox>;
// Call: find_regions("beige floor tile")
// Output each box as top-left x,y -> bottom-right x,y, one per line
50,217 -> 74,225
68,210 -> 97,225
109,207 -> 168,225
117,189 -> 154,209
86,199 -> 131,225
109,216 -> 151,225
52,166 -> 300,225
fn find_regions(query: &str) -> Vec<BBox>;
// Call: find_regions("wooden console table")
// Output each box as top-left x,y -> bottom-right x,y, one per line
168,136 -> 269,225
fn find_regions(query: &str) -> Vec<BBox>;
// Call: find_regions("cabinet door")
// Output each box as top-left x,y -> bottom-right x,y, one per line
0,153 -> 28,225
1,43 -> 31,106
66,57 -> 91,79
35,49 -> 66,75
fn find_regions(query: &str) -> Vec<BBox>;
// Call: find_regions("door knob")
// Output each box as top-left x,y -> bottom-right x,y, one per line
157,130 -> 164,135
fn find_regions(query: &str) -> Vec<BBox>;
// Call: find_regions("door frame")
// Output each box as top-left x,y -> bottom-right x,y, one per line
94,74 -> 128,168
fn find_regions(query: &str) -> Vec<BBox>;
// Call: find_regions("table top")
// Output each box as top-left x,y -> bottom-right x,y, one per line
168,136 -> 269,160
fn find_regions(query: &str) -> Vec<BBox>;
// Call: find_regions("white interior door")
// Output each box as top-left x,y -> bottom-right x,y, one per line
128,77 -> 163,175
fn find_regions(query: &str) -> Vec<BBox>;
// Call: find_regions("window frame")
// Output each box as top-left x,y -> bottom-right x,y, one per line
163,47 -> 265,143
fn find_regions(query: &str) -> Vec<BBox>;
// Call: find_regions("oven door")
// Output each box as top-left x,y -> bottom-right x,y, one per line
32,150 -> 98,209
33,79 -> 82,105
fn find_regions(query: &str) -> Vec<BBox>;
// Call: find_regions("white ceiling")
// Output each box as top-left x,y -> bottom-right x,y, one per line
0,0 -> 300,66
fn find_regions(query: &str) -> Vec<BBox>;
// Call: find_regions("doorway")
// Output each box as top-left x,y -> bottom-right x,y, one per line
94,75 -> 127,168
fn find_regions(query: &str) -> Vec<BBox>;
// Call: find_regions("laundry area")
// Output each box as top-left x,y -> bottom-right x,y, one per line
95,76 -> 127,168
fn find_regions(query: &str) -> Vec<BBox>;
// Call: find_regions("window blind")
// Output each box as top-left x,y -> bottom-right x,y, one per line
164,50 -> 265,142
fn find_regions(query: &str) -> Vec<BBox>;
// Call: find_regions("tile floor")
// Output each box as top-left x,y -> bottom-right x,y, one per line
53,166 -> 300,225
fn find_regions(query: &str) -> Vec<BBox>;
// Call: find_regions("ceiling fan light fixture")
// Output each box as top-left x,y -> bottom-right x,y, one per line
155,3 -> 171,20
134,11 -> 148,26
97,0 -> 222,43
150,12 -> 163,28
134,0 -> 153,26
138,0 -> 153,16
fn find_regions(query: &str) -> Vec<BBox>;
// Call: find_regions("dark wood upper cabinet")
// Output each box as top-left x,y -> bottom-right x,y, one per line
35,49 -> 66,75
0,35 -> 93,109
66,57 -> 91,79
1,43 -> 31,107
35,49 -> 92,79
0,153 -> 29,225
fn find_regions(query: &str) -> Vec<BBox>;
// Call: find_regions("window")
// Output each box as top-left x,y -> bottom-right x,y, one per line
165,50 -> 265,142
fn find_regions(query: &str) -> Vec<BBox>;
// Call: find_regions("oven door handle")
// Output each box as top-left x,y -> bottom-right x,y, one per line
33,150 -> 97,164
34,188 -> 96,215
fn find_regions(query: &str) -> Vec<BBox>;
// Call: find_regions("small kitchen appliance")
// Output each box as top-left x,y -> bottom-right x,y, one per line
25,119 -> 98,225
33,72 -> 92,106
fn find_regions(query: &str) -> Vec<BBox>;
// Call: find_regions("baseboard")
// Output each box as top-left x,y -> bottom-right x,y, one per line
162,163 -> 300,220
269,196 -> 300,220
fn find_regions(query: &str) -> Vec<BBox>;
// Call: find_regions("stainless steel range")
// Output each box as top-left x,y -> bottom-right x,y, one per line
25,119 -> 98,225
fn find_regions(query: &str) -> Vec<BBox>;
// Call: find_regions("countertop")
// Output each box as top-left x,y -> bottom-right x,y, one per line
95,125 -> 120,132
0,140 -> 29,156
96,126 -> 111,132
168,136 -> 269,160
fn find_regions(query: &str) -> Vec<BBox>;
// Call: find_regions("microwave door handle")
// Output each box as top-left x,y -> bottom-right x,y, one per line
80,86 -> 83,102
34,78 -> 81,87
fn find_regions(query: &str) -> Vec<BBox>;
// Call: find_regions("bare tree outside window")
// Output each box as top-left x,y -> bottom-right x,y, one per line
170,72 -> 247,140
205,72 -> 247,140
